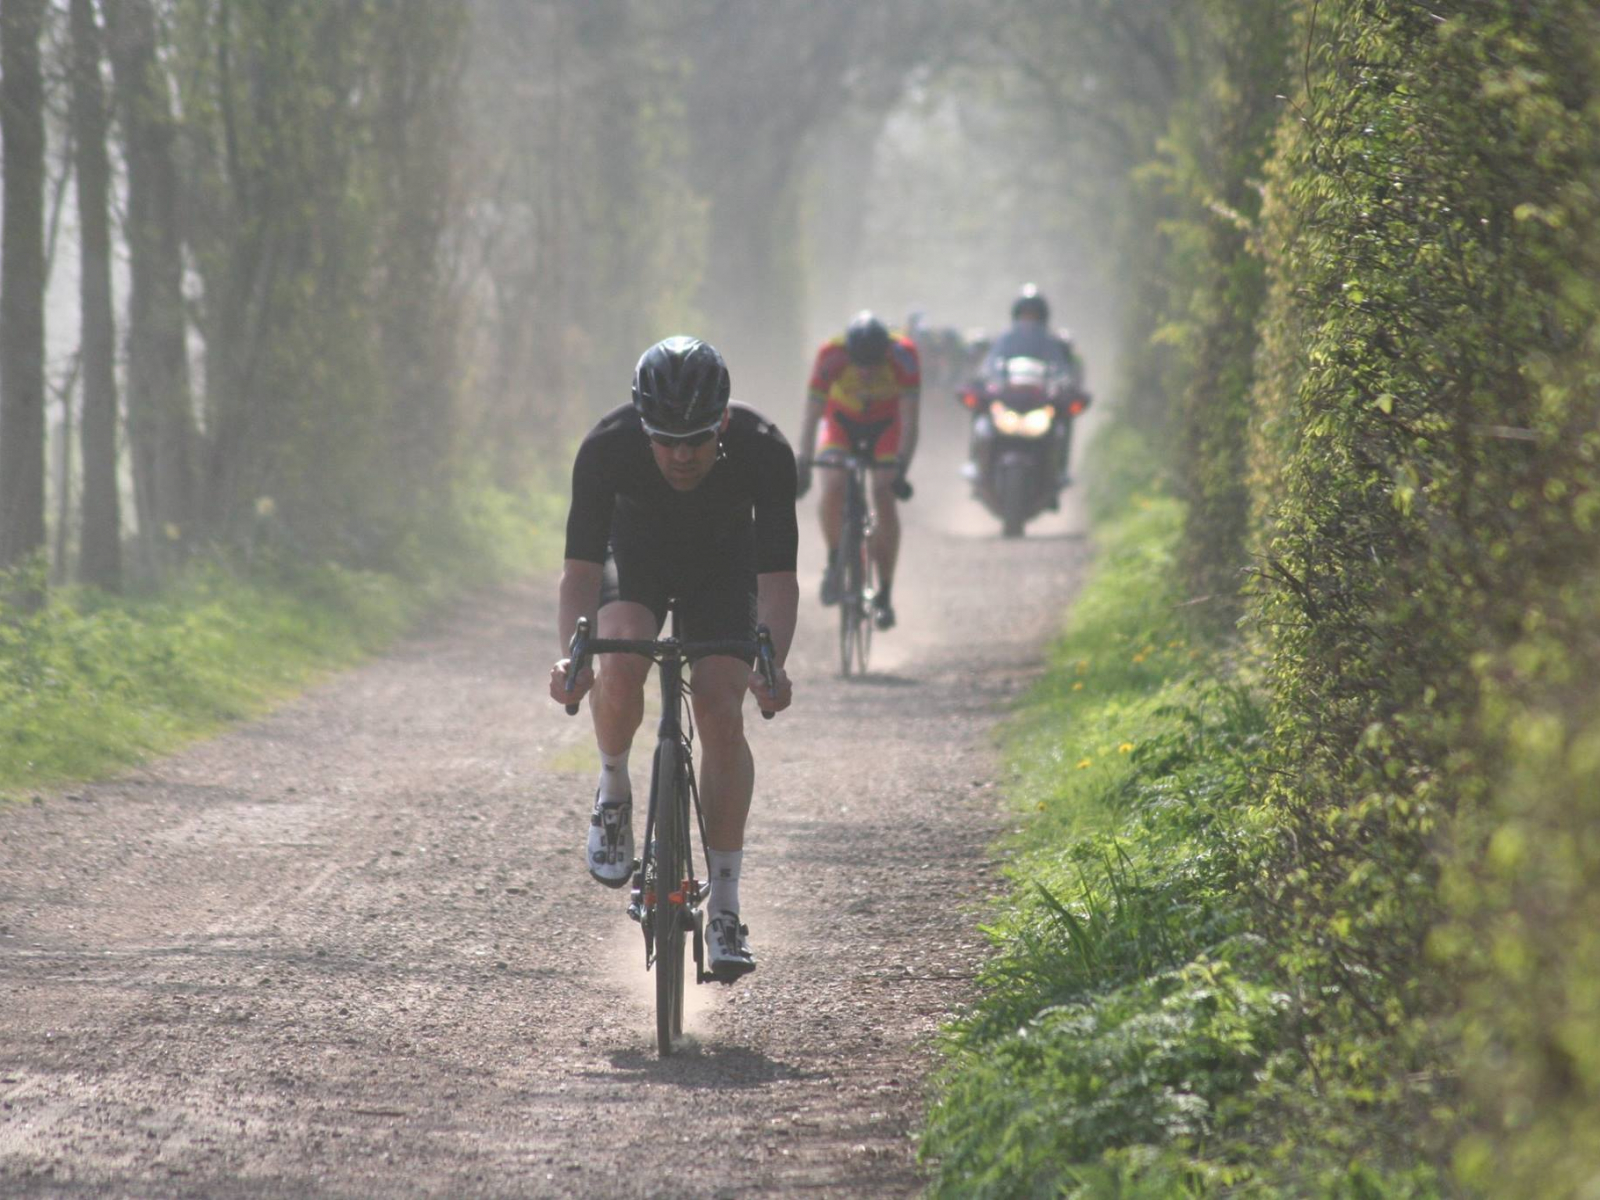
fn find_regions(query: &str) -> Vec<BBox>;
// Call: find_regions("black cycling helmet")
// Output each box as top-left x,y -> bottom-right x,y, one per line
1011,283 -> 1050,324
631,335 -> 731,437
845,311 -> 890,367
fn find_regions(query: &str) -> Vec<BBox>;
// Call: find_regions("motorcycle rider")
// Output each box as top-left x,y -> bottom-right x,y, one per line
962,283 -> 1087,493
795,311 -> 919,632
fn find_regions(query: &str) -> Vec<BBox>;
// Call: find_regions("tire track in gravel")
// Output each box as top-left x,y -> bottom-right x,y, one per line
0,410 -> 1090,1197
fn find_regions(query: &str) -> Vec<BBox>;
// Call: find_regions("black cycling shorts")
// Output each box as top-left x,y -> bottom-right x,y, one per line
599,523 -> 757,664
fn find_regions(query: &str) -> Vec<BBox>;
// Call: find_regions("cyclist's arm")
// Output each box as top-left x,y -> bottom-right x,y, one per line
553,428 -> 613,704
890,338 -> 921,474
796,389 -> 826,463
897,387 -> 920,474
750,424 -> 799,694
755,571 -> 799,666
557,559 -> 604,653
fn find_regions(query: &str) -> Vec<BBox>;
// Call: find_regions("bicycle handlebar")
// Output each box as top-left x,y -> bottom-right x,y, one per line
813,456 -> 882,470
813,456 -> 913,501
563,616 -> 780,719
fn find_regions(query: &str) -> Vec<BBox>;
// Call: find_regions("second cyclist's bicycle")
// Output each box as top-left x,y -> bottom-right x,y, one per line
564,609 -> 776,1056
817,418 -> 889,678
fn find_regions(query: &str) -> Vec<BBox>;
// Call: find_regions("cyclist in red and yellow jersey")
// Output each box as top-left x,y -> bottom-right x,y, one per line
795,311 -> 919,631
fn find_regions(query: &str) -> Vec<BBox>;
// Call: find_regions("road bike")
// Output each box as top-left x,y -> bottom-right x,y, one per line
563,609 -> 776,1055
817,420 -> 888,678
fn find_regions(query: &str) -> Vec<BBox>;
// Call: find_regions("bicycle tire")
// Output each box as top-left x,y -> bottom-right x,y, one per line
838,510 -> 862,678
652,738 -> 689,1055
855,533 -> 875,675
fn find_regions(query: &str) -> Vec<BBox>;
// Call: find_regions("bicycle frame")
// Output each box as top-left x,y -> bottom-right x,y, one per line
563,609 -> 775,1053
816,439 -> 882,676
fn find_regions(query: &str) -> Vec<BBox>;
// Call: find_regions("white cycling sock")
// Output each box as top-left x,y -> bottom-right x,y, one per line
597,748 -> 631,804
705,848 -> 742,916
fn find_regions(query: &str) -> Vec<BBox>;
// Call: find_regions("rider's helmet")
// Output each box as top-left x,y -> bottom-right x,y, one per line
1011,283 -> 1050,325
845,311 -> 890,367
631,336 -> 731,437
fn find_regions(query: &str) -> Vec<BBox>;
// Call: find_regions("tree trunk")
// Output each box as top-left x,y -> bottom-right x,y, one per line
71,0 -> 121,590
0,0 -> 49,577
104,0 -> 194,571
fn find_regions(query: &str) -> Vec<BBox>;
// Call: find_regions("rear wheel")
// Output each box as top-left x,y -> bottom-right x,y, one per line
652,739 -> 689,1056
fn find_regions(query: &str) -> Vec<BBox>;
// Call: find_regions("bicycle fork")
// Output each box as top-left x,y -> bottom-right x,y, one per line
627,709 -> 707,976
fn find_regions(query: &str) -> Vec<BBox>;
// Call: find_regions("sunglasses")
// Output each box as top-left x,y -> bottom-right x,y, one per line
648,428 -> 718,449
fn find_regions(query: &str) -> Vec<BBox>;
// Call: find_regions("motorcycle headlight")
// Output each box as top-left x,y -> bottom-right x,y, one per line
991,401 -> 1054,437
1021,405 -> 1056,437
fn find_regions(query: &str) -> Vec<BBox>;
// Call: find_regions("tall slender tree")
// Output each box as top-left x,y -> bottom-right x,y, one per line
105,0 -> 194,568
0,0 -> 49,576
71,0 -> 121,589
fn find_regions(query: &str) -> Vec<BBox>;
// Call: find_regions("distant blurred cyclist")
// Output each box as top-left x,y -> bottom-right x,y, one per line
964,283 -> 1086,489
794,311 -> 920,631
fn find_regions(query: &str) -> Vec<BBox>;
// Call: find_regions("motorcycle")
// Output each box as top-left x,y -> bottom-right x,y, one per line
959,355 -> 1088,538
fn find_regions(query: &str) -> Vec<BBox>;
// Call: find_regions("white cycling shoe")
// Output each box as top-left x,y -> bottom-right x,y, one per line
706,910 -> 756,980
586,793 -> 634,888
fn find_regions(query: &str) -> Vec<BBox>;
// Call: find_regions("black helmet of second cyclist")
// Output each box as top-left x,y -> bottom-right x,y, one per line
632,336 -> 731,437
845,311 -> 890,367
1011,283 -> 1050,325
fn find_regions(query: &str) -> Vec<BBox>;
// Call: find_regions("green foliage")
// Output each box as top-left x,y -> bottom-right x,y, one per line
0,479 -> 560,795
923,456 -> 1282,1194
932,3 -> 1600,1192
1150,0 -> 1290,626
0,559 -> 409,793
1242,1 -> 1600,1185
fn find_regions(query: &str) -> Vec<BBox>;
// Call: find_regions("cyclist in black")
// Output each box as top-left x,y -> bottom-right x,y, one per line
548,336 -> 798,978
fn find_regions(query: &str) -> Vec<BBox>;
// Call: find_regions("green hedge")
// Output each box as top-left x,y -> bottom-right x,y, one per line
935,2 -> 1600,1193
1243,3 -> 1600,1187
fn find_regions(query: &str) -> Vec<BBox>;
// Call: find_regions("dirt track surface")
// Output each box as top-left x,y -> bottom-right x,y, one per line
0,418 -> 1089,1197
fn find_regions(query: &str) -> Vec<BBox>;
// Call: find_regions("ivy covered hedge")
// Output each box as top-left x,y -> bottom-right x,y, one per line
1245,3 -> 1600,1189
933,2 -> 1600,1193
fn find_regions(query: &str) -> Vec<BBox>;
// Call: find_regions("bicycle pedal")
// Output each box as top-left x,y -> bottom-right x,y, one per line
706,961 -> 756,985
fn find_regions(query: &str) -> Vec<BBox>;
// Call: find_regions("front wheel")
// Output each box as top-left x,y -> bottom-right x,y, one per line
838,522 -> 861,677
998,460 -> 1030,539
651,739 -> 690,1056
837,515 -> 874,677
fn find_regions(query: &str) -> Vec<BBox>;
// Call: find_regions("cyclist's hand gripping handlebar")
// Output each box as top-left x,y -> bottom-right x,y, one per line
563,615 -> 591,715
756,626 -> 777,721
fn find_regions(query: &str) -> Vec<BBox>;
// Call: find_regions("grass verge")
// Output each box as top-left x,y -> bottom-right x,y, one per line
921,447 -> 1281,1196
0,481 -> 563,798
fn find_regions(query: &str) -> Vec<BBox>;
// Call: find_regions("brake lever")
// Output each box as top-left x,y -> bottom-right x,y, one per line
756,626 -> 777,720
564,615 -> 591,715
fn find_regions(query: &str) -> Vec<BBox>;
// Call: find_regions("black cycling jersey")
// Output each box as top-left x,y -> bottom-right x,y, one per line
564,402 -> 799,574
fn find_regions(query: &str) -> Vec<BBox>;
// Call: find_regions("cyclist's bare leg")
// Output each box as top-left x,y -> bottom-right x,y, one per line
869,465 -> 901,589
817,465 -> 846,560
688,655 -> 754,851
590,601 -> 656,757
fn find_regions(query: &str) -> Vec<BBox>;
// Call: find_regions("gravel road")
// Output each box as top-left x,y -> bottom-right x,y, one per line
0,409 -> 1089,1198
